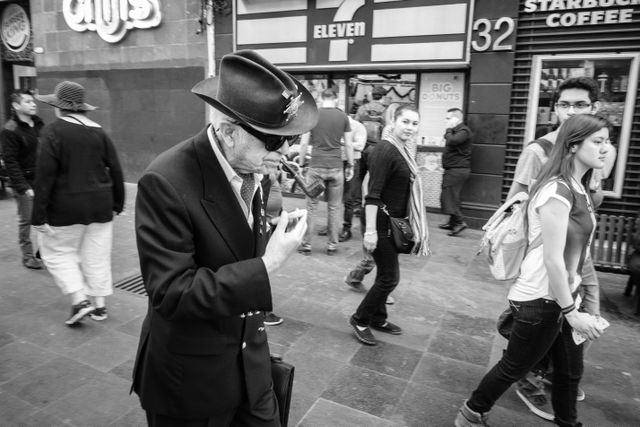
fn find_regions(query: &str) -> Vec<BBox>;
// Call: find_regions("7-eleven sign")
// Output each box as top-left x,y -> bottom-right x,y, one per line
234,0 -> 472,70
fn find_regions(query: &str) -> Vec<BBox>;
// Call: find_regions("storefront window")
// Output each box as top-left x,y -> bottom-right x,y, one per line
347,74 -> 416,121
526,53 -> 640,198
295,74 -> 347,111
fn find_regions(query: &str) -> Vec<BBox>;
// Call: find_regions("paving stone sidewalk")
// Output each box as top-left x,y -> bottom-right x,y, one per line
0,184 -> 638,426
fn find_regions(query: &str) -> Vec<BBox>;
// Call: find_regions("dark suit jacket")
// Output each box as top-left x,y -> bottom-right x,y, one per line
132,127 -> 274,418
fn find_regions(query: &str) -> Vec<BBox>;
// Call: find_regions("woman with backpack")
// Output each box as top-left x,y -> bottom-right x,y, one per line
455,114 -> 611,427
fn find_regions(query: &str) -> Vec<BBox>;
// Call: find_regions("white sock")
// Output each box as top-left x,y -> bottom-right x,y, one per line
94,296 -> 105,308
70,291 -> 86,305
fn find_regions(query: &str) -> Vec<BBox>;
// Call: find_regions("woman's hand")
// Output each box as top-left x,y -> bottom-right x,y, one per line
34,224 -> 56,236
565,310 -> 603,341
363,231 -> 377,252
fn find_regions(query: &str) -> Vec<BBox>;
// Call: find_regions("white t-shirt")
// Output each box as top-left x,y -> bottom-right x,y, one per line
508,178 -> 595,302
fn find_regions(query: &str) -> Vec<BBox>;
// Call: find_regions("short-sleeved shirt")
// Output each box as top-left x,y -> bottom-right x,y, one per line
512,139 -> 552,189
309,108 -> 351,169
508,178 -> 595,302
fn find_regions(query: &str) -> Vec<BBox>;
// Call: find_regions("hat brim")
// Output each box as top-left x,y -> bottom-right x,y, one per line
35,93 -> 97,111
192,75 -> 317,136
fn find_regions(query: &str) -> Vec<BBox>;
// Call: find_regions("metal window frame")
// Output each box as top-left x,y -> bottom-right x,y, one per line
525,52 -> 640,199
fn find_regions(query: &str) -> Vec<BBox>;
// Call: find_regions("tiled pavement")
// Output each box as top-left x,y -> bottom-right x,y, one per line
0,184 -> 638,426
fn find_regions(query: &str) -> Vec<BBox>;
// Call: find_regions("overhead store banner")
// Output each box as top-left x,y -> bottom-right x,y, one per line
523,0 -> 637,27
234,0 -> 473,70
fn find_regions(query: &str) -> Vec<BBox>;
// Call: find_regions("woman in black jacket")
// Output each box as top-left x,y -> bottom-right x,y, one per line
349,104 -> 428,346
32,81 -> 124,326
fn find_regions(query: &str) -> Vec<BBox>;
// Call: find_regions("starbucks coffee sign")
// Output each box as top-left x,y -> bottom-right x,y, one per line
63,0 -> 162,43
1,4 -> 31,53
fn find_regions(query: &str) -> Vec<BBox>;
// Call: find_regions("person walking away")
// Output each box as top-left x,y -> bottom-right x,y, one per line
438,107 -> 472,236
454,114 -> 610,427
355,85 -> 387,145
505,77 -> 614,420
0,90 -> 45,269
349,104 -> 429,346
132,50 -> 314,426
31,81 -> 125,325
297,89 -> 353,255
339,116 -> 367,242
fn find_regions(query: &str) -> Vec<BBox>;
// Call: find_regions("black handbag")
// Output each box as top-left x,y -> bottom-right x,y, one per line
382,205 -> 415,254
271,355 -> 294,427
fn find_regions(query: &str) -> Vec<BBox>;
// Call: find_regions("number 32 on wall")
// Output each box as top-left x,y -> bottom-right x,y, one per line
472,17 -> 515,52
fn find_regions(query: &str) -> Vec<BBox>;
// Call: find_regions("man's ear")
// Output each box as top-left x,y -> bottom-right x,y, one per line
218,122 -> 237,148
591,100 -> 601,114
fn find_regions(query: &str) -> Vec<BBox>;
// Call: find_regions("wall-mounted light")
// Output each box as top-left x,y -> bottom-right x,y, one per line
33,46 -> 44,54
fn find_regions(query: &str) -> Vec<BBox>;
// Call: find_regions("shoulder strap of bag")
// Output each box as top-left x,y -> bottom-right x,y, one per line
483,192 -> 529,231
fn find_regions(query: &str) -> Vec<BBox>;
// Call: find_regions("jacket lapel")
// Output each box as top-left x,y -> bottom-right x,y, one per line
194,128 -> 254,260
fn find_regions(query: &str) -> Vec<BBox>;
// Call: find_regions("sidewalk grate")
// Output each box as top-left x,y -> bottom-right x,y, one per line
114,274 -> 147,296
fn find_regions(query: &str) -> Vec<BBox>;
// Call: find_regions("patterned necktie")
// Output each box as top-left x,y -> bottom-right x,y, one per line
238,173 -> 255,209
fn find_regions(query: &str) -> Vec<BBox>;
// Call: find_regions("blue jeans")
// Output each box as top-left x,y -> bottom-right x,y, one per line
345,205 -> 374,285
468,298 -> 583,426
14,192 -> 35,260
343,160 -> 361,230
345,249 -> 374,284
353,235 -> 398,326
303,167 -> 343,248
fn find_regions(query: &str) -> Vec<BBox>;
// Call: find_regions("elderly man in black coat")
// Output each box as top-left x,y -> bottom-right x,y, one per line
132,50 -> 317,426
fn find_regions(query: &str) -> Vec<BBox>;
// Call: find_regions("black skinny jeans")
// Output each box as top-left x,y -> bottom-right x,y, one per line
468,298 -> 584,427
353,235 -> 399,326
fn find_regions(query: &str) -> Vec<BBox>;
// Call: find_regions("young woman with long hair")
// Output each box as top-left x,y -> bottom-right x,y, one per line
455,114 -> 611,427
349,104 -> 429,346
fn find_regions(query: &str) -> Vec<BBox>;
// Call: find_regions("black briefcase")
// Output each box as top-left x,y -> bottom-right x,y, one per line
270,355 -> 294,427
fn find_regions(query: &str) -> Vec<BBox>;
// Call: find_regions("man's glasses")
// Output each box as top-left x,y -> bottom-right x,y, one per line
236,122 -> 300,152
555,101 -> 592,111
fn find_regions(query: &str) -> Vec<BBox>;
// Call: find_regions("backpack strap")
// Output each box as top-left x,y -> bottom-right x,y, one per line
483,192 -> 529,231
525,178 -> 573,256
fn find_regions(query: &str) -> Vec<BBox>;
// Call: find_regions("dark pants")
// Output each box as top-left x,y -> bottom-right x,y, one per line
145,388 -> 280,427
440,167 -> 470,225
468,299 -> 583,427
14,192 -> 35,260
353,235 -> 398,326
345,209 -> 374,285
343,159 -> 362,230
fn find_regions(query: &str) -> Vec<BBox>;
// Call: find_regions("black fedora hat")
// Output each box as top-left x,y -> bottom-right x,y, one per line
192,50 -> 317,136
35,81 -> 97,111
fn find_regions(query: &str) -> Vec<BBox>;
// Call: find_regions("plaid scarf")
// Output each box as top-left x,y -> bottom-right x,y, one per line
386,135 -> 430,256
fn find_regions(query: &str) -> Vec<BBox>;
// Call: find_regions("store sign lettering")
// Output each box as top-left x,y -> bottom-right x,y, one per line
313,22 -> 365,39
1,4 -> 30,52
63,0 -> 162,43
523,0 -> 637,27
471,17 -> 515,52
422,83 -> 461,102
